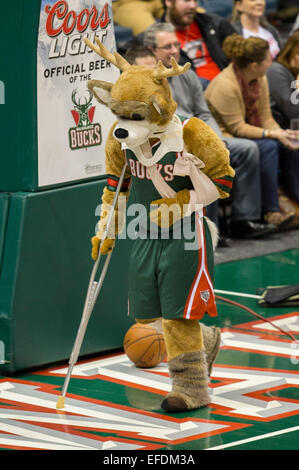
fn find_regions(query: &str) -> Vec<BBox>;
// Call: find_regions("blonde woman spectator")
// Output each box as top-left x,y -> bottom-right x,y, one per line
231,0 -> 282,59
205,34 -> 299,227
112,0 -> 164,36
290,13 -> 299,35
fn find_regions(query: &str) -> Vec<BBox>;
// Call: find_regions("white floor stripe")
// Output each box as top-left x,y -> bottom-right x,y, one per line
205,425 -> 299,450
214,289 -> 262,299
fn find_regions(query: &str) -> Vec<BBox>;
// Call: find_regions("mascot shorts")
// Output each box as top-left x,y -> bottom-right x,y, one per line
128,214 -> 217,320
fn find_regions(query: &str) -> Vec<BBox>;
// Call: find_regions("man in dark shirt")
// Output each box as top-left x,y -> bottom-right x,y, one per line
125,24 -> 276,241
162,0 -> 236,88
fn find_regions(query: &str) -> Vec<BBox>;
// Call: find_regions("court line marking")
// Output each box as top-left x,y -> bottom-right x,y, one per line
205,425 -> 299,450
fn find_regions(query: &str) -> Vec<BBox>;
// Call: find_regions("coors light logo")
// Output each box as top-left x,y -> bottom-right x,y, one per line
69,89 -> 102,150
44,0 -> 111,58
38,1 -> 115,179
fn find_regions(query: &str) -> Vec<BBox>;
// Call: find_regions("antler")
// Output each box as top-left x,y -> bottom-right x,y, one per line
84,90 -> 93,106
153,57 -> 191,79
84,37 -> 131,72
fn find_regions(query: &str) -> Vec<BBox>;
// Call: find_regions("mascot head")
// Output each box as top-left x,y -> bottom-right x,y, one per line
84,38 -> 190,157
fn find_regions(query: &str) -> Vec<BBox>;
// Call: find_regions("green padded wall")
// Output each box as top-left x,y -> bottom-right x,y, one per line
0,1 -> 131,373
0,0 -> 117,191
0,0 -> 40,191
0,181 -> 134,373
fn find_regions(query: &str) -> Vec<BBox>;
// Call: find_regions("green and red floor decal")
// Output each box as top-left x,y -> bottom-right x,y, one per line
0,250 -> 298,451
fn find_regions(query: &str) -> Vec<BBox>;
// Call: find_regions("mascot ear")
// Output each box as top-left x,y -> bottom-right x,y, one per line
150,95 -> 162,115
88,80 -> 113,105
150,94 -> 174,123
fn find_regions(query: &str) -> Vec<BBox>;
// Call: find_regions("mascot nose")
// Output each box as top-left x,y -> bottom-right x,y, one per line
114,128 -> 129,139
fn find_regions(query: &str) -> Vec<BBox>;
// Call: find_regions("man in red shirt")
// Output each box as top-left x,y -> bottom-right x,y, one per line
163,0 -> 236,88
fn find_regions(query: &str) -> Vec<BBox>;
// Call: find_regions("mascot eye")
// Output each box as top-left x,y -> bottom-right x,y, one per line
131,113 -> 144,121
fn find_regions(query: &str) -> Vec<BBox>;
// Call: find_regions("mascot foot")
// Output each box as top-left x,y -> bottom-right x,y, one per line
200,323 -> 221,376
161,351 -> 210,412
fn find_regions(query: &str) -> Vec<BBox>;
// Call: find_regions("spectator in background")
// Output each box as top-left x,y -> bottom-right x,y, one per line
112,0 -> 207,37
267,31 -> 299,129
205,34 -> 299,228
277,0 -> 299,29
127,23 -> 276,242
161,0 -> 236,89
231,0 -> 282,59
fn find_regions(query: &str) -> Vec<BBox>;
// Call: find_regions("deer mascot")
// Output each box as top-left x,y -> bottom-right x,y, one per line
84,37 -> 234,412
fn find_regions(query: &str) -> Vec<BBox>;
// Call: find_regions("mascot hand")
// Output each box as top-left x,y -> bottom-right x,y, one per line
91,208 -> 122,260
150,189 -> 190,228
91,236 -> 115,260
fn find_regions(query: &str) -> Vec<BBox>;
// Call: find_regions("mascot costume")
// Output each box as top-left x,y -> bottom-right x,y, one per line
84,38 -> 235,412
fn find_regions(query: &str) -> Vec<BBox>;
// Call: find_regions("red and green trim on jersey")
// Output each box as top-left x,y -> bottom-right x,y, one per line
213,175 -> 233,196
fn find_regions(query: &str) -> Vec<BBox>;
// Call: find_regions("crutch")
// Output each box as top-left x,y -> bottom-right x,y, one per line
56,162 -> 128,409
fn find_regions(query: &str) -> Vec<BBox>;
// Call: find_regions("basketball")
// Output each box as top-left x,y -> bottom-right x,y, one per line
123,323 -> 167,368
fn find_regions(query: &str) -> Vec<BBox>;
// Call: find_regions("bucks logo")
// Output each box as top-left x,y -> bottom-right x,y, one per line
200,289 -> 210,304
69,89 -> 102,150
